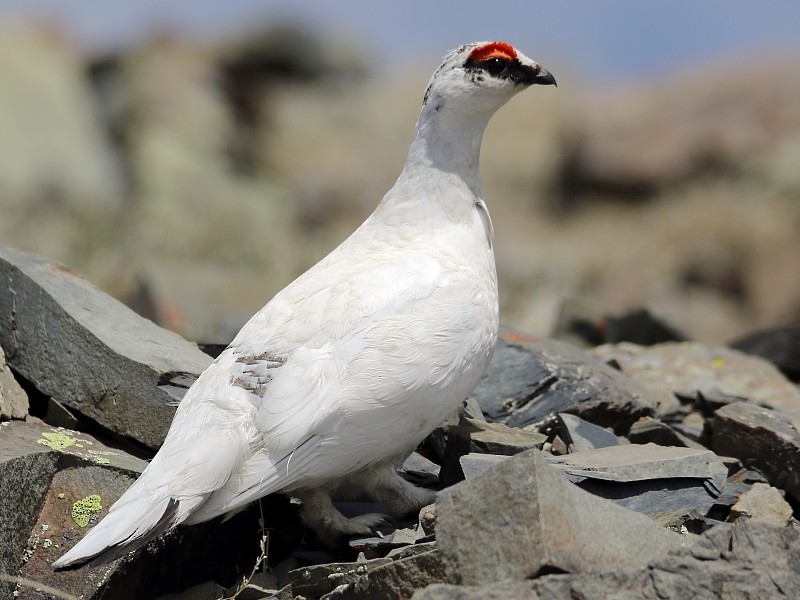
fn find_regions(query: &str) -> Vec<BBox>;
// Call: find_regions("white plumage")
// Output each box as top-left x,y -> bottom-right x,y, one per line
53,41 -> 555,568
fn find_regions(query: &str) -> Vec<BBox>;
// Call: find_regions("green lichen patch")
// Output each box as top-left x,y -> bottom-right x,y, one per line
71,495 -> 103,527
36,428 -> 94,452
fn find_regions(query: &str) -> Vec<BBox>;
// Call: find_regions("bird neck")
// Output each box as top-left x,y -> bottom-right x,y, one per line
398,100 -> 495,198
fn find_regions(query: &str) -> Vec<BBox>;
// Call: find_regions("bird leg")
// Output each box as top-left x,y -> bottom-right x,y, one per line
295,487 -> 388,546
359,465 -> 437,517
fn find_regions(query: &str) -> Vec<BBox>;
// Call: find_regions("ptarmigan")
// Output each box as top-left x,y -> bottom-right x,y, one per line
53,41 -> 556,569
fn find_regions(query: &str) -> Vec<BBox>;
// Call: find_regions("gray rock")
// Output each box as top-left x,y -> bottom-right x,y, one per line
0,420 -> 145,600
555,413 -> 619,452
322,550 -> 445,600
627,416 -> 706,449
728,482 -> 793,525
713,402 -> 800,503
0,246 -> 212,449
435,448 -> 685,586
592,341 -> 800,420
458,453 -> 507,480
469,327 -> 658,432
0,341 -> 27,419
288,558 -> 391,598
547,443 -> 727,516
414,520 -> 800,599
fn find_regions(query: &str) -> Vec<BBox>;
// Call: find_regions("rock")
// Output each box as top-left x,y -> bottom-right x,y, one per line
0,420 -> 272,599
439,417 -> 547,485
728,482 -> 793,525
469,327 -> 658,433
708,467 -> 770,522
322,550 -> 445,600
0,341 -> 27,419
555,413 -> 619,452
418,505 -> 436,536
414,520 -> 800,599
730,322 -> 800,382
435,448 -> 685,586
458,453 -> 507,480
547,443 -> 727,516
0,420 -> 145,599
288,558 -> 391,598
627,416 -> 705,449
0,246 -> 213,450
592,341 -> 800,419
713,402 -> 800,503
400,452 -> 440,490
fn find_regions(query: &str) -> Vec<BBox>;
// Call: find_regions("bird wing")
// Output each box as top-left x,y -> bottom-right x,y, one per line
186,250 -> 457,520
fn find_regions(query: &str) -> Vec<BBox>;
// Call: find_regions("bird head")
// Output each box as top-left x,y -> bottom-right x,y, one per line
422,41 -> 556,116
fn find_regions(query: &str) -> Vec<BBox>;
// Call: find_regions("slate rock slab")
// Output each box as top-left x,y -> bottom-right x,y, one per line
627,416 -> 706,449
288,558 -> 391,598
0,340 -> 27,419
435,448 -> 685,586
0,420 -> 146,600
469,327 -> 658,432
0,246 -> 212,449
555,413 -> 619,452
547,443 -> 728,516
713,402 -> 800,503
414,520 -> 800,599
592,341 -> 800,419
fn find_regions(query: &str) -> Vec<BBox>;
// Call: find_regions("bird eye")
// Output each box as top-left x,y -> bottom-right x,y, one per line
483,57 -> 508,75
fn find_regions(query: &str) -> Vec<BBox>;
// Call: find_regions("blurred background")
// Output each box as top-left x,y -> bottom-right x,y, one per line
0,1 -> 799,344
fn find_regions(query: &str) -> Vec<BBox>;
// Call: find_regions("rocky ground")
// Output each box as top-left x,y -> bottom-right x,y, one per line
2,245 -> 800,600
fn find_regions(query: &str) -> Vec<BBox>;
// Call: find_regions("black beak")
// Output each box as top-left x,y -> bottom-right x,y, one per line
511,63 -> 557,87
532,66 -> 557,87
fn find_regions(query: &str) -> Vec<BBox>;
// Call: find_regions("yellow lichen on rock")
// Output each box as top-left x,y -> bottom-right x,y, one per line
71,495 -> 102,527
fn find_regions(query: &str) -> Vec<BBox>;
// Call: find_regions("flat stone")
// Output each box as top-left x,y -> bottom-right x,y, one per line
546,443 -> 727,516
649,508 -> 707,534
435,448 -> 685,586
592,341 -> 800,419
0,246 -> 212,450
555,413 -> 619,452
0,341 -> 27,419
627,416 -> 706,449
414,520 -> 800,599
469,327 -> 658,433
729,482 -> 793,525
713,402 -> 800,503
323,550 -> 445,600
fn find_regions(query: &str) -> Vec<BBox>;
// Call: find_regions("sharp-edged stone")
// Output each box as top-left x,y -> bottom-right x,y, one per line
555,412 -> 619,452
469,328 -> 657,432
435,448 -> 685,586
713,402 -> 800,503
0,246 -> 213,450
546,443 -> 727,516
627,416 -> 706,449
728,482 -> 793,525
458,453 -> 507,480
414,520 -> 800,599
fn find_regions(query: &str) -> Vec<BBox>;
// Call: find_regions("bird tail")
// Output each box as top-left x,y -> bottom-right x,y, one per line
52,494 -> 186,569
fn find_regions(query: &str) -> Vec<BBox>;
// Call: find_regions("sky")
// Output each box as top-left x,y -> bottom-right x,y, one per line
1,1 -> 799,83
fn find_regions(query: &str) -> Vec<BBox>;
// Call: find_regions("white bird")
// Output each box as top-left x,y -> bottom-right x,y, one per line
53,41 -> 555,569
